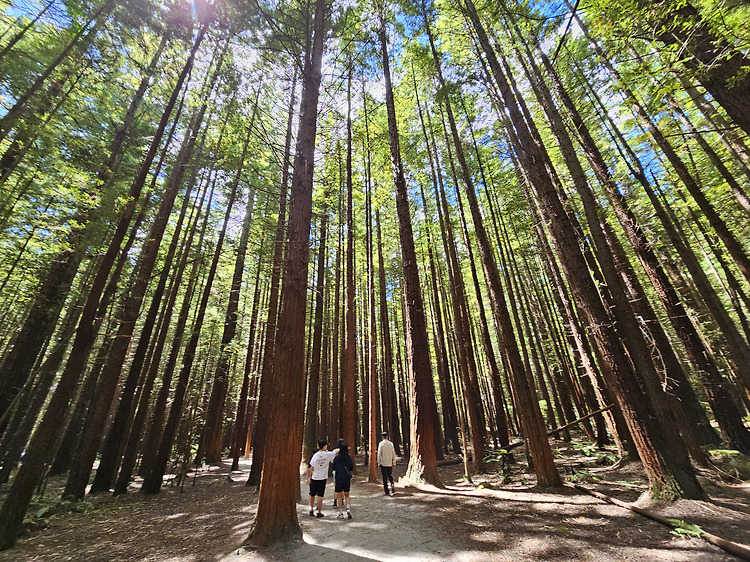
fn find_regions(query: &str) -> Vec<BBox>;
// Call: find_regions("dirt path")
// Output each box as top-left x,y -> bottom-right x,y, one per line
240,477 -> 461,561
0,451 -> 747,561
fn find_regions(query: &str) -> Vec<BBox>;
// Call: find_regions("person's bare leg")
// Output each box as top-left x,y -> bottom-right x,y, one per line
334,491 -> 343,517
316,495 -> 323,513
344,491 -> 351,518
309,494 -> 315,514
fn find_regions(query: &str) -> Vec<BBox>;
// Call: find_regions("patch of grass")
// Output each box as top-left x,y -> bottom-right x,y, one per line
668,519 -> 704,539
483,449 -> 510,463
57,498 -> 94,515
567,439 -> 618,467
24,497 -> 95,531
709,449 -> 740,458
597,451 -> 618,465
575,443 -> 598,457
709,448 -> 750,479
567,469 -> 601,484
484,449 -> 513,482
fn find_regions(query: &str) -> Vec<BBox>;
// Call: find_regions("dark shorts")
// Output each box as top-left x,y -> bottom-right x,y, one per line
334,480 -> 351,493
309,478 -> 326,497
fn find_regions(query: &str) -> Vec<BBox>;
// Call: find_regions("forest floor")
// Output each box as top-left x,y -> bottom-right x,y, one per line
0,438 -> 749,561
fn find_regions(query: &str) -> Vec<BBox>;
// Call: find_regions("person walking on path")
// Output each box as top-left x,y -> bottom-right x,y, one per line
377,431 -> 396,496
333,438 -> 346,508
307,439 -> 339,517
332,442 -> 354,519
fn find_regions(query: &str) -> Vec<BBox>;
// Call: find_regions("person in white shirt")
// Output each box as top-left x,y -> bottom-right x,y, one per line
377,431 -> 396,495
306,439 -> 339,517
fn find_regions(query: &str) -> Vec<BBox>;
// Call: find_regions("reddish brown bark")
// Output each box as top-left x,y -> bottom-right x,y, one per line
378,18 -> 441,487
244,0 -> 326,546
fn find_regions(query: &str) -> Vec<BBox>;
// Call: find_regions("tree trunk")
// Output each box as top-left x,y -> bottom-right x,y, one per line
536,47 -> 728,447
366,159 -> 379,483
0,1 -> 115,142
424,3 -> 557,485
578,53 -> 750,406
64,90 -> 217,500
376,212 -> 404,455
139,141 -> 239,494
576,12 -> 750,287
0,0 -> 55,61
430,109 -> 485,471
130,171 -> 216,488
113,178 -> 210,493
0,24 -> 207,549
341,65 -> 357,458
677,75 -> 750,179
412,88 -> 461,455
201,112 -> 258,466
245,65 -> 297,487
304,203 -> 328,458
377,18 -> 441,487
513,29 -> 710,463
244,0 -> 326,546
646,2 -> 750,137
231,240 -> 267,471
464,0 -> 702,499
0,36 -> 166,416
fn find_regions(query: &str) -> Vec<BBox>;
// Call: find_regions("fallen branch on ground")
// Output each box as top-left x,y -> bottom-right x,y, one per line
503,405 -> 616,452
547,405 -> 614,436
572,484 -> 750,561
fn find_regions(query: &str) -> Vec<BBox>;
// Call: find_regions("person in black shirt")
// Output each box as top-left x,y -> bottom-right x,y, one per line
332,442 -> 354,519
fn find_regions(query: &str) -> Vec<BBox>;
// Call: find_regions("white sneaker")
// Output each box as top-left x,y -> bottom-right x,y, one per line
337,511 -> 344,519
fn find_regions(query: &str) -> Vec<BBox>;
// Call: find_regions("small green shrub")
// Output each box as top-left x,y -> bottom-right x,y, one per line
668,519 -> 704,538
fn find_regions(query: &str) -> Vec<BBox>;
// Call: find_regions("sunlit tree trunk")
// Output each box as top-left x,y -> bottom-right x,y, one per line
512,31 -> 711,462
330,169 -> 343,443
412,88 -> 461,455
304,202 -> 328,458
0,37 -> 167,416
576,12 -> 750,286
0,23 -> 208,549
231,239 -> 267,471
641,1 -> 750,136
0,0 -> 115,143
0,0 -> 55,61
342,64 -> 358,458
536,48 -> 741,450
133,174 -> 217,486
246,65 -> 297,487
677,75 -> 750,180
424,2 -> 557,484
140,149 -> 238,491
65,84 -> 220,499
244,0 -> 326,546
366,158 -> 379,482
376,212 -> 404,454
432,109 -> 485,472
114,175 -> 213,494
201,114 -> 259,465
377,17 -> 441,487
465,0 -> 703,499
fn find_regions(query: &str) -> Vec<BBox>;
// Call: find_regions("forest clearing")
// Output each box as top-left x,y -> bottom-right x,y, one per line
1,0 -> 750,558
1,444 -> 749,561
